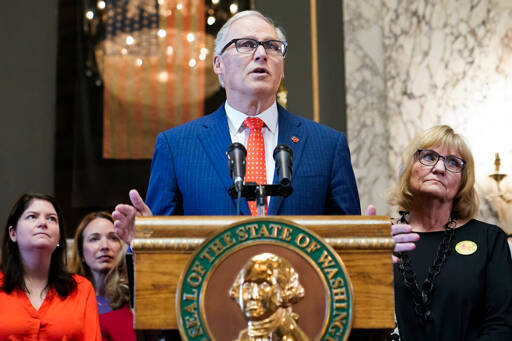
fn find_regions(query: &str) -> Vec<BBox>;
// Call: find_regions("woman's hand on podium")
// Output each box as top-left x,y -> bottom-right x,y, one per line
365,204 -> 419,264
390,223 -> 419,263
112,189 -> 153,243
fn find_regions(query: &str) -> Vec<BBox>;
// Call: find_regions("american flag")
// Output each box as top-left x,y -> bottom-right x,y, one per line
98,0 -> 208,159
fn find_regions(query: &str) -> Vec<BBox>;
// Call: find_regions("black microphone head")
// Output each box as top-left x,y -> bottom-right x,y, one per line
273,144 -> 293,160
227,142 -> 247,157
226,143 -> 247,174
226,143 -> 247,192
273,144 -> 293,186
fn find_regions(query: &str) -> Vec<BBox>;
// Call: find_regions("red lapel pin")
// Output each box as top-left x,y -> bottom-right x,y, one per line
291,136 -> 299,143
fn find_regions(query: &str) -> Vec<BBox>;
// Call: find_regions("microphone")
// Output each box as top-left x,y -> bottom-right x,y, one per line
226,143 -> 247,192
273,144 -> 293,186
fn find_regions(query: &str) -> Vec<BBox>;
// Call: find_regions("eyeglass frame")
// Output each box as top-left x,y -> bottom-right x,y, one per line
219,38 -> 288,57
415,149 -> 466,173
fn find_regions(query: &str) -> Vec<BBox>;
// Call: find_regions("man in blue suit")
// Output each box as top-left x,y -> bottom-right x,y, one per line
113,10 -> 359,228
145,103 -> 360,216
113,10 -> 418,256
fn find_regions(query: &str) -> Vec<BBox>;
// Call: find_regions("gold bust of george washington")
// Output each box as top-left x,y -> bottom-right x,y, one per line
229,253 -> 309,341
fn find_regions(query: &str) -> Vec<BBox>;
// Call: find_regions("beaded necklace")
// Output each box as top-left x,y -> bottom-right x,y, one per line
396,211 -> 456,322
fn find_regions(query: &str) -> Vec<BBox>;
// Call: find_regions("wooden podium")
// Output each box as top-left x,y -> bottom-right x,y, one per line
132,215 -> 395,332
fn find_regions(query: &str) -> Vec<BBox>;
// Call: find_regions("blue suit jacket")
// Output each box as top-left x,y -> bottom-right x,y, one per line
146,104 -> 361,216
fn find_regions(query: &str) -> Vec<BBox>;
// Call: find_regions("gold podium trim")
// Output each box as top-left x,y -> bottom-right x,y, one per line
132,237 -> 394,251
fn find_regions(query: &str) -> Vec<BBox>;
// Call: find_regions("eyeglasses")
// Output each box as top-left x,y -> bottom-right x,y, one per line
220,38 -> 288,57
416,149 -> 466,173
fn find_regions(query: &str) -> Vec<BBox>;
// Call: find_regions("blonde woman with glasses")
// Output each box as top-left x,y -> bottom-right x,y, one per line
390,125 -> 512,340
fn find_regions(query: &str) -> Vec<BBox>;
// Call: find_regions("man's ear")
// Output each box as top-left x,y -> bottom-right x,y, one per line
213,55 -> 224,87
8,226 -> 16,242
213,55 -> 222,75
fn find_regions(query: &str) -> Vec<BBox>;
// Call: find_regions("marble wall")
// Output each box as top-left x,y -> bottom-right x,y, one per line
344,0 -> 512,231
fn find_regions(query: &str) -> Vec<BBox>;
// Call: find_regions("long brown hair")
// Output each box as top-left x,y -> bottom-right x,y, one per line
69,211 -> 129,309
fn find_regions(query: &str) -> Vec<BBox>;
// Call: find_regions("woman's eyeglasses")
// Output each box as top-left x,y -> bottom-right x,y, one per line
416,149 -> 466,173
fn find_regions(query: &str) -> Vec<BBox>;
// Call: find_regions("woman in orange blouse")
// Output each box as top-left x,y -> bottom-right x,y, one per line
0,193 -> 101,340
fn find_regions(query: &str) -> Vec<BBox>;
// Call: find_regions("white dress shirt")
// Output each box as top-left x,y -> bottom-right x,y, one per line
225,101 -> 279,185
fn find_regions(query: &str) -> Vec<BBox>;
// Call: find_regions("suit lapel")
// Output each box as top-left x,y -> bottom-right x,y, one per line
197,105 -> 251,215
268,106 -> 307,215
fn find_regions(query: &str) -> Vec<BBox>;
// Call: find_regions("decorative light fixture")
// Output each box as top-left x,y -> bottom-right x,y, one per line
488,153 -> 512,239
82,0 -> 252,85
489,153 -> 507,191
277,80 -> 288,108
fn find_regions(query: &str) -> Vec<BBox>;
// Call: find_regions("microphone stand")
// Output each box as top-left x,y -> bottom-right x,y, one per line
228,182 -> 293,215
236,187 -> 242,216
256,185 -> 266,216
227,144 -> 293,216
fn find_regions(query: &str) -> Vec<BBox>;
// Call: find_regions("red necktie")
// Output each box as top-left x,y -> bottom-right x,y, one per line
244,117 -> 267,216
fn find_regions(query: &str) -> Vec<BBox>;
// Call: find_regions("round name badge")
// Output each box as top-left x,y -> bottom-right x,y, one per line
455,240 -> 477,255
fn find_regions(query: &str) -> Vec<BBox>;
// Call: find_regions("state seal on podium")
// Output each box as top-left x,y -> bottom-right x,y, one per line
176,218 -> 353,341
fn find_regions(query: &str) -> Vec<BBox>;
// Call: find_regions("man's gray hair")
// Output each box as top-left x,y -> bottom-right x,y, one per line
214,10 -> 287,56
